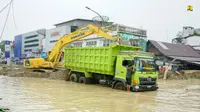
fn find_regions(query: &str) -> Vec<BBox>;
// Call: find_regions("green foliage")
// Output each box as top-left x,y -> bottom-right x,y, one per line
193,31 -> 200,36
0,41 -> 5,52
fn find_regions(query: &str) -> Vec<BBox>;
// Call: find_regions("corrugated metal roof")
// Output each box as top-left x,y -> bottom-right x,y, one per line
168,56 -> 200,62
190,62 -> 200,65
149,40 -> 200,58
54,18 -> 93,26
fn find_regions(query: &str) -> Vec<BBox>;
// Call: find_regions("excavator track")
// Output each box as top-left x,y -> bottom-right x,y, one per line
32,68 -> 58,73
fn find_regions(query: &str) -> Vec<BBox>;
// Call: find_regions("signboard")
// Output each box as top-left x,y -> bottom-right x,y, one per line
4,40 -> 11,58
51,31 -> 60,37
5,45 -> 11,51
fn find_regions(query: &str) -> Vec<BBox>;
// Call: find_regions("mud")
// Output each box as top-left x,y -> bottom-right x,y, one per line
159,70 -> 200,80
0,64 -> 69,80
0,64 -> 200,80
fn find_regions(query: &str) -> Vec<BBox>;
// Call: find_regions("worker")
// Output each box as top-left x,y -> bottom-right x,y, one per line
126,60 -> 135,92
41,52 -> 47,59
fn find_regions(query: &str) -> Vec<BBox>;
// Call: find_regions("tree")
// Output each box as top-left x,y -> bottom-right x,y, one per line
0,41 -> 5,52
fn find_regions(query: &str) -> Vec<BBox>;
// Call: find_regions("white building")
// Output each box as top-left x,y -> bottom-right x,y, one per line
43,18 -> 147,52
44,26 -> 69,52
21,29 -> 45,58
43,18 -> 114,52
172,26 -> 200,50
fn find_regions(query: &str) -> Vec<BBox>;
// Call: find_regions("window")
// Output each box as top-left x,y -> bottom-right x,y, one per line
135,58 -> 156,72
25,39 -> 39,43
71,26 -> 78,32
74,43 -> 82,47
25,35 -> 38,39
24,44 -> 39,48
86,41 -> 97,47
122,59 -> 134,67
24,49 -> 32,52
103,40 -> 110,46
50,40 -> 57,43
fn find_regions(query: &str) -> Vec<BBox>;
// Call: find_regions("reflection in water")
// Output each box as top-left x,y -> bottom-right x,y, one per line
0,76 -> 199,112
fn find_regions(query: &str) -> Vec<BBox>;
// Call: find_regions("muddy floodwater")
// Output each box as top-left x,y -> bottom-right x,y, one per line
0,76 -> 199,112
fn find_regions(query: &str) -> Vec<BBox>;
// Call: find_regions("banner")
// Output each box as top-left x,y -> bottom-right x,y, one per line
4,40 -> 11,58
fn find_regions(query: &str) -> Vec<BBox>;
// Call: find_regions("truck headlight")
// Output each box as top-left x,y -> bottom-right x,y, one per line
135,86 -> 139,89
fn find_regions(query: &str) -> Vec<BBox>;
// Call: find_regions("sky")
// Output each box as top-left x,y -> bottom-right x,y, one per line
0,0 -> 200,42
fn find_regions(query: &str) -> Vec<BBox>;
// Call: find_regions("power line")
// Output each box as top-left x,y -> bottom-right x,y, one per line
0,0 -> 14,14
0,3 -> 12,39
11,1 -> 17,29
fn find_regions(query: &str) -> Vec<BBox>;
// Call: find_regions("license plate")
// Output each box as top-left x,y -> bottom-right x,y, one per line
147,86 -> 152,88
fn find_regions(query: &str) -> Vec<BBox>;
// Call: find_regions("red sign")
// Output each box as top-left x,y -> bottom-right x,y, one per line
51,31 -> 60,37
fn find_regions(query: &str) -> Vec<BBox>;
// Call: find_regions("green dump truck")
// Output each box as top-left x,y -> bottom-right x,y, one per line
64,44 -> 158,91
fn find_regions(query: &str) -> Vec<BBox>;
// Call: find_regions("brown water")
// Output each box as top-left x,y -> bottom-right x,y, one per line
0,76 -> 199,112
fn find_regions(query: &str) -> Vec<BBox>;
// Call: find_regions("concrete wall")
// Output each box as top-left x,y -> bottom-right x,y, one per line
182,27 -> 194,37
44,26 -> 70,52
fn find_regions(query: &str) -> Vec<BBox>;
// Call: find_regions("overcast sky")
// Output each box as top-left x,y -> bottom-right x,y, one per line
0,0 -> 200,42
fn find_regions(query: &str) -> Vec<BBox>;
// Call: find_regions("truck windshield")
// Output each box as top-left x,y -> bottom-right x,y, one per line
135,58 -> 156,72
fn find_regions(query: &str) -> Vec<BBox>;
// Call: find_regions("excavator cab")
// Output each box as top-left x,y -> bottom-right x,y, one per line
24,59 -> 30,66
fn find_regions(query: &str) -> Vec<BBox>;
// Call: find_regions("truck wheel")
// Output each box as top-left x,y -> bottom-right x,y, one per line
70,74 -> 78,82
114,82 -> 125,90
78,77 -> 86,84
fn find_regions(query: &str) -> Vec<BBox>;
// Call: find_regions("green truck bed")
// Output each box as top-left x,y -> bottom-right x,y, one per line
64,44 -> 140,75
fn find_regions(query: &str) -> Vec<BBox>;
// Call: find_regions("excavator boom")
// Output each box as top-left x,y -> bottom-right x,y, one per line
23,24 -> 119,69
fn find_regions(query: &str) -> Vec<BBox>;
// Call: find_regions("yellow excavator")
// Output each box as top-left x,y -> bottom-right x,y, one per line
23,24 -> 120,71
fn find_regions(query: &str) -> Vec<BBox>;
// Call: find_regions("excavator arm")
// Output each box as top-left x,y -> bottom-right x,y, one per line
24,24 -> 120,69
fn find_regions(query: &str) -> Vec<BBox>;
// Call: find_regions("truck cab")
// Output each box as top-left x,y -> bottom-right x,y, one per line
114,51 -> 158,91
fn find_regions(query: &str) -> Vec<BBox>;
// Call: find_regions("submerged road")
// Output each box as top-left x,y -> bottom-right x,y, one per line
0,76 -> 199,112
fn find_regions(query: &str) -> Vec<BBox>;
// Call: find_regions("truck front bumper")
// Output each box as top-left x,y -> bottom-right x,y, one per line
132,84 -> 158,92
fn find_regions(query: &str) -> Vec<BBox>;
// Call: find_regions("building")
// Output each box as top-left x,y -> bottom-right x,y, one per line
172,26 -> 200,51
44,26 -> 68,52
15,29 -> 46,58
147,40 -> 200,69
43,18 -> 103,52
44,18 -> 147,52
106,24 -> 147,51
14,35 -> 22,58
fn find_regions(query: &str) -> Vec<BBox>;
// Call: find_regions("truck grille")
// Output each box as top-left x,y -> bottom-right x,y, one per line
139,77 -> 156,85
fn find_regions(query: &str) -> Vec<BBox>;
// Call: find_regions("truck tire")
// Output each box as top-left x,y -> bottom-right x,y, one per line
114,82 -> 126,90
70,73 -> 78,82
78,77 -> 86,84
